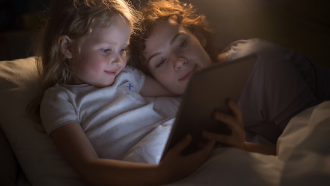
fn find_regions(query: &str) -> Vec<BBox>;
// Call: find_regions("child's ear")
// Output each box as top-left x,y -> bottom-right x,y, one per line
193,29 -> 207,48
59,35 -> 73,59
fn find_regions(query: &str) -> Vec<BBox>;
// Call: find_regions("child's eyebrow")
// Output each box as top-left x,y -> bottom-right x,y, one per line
100,41 -> 117,45
99,41 -> 129,46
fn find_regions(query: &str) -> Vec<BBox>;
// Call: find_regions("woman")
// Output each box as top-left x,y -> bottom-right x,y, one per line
129,0 -> 330,154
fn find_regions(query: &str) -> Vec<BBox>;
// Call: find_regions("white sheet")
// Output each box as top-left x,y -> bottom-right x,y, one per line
124,101 -> 330,185
166,148 -> 283,186
124,120 -> 283,186
278,101 -> 330,185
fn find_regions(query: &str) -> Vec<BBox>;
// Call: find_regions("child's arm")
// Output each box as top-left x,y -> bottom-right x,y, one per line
140,75 -> 177,97
202,99 -> 276,155
50,121 -> 214,186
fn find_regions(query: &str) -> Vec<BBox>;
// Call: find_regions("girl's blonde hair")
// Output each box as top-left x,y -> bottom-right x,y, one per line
28,0 -> 141,125
129,0 -> 219,75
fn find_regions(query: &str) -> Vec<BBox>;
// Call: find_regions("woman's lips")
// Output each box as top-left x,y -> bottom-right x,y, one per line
179,65 -> 197,81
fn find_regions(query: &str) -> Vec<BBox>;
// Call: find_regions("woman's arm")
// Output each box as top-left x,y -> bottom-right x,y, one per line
217,52 -> 228,63
202,99 -> 276,156
140,75 -> 177,97
50,122 -> 214,186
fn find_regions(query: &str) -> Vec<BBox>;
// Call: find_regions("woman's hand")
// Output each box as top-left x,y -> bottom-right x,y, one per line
202,99 -> 246,150
201,99 -> 276,155
158,135 -> 215,184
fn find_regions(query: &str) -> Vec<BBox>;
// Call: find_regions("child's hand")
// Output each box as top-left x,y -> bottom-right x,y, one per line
158,135 -> 215,184
202,99 -> 246,150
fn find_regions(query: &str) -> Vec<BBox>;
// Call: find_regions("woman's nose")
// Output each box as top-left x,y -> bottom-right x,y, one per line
174,57 -> 187,70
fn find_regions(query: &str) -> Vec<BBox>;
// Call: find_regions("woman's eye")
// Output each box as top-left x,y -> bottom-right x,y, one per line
156,59 -> 166,68
178,41 -> 186,49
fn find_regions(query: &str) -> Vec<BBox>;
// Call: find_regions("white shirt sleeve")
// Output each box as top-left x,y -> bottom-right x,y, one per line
40,86 -> 79,135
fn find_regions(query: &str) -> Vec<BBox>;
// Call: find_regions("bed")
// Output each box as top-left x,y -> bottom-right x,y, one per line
1,0 -> 329,185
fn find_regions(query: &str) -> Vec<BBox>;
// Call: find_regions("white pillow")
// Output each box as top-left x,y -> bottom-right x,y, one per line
0,57 -> 86,186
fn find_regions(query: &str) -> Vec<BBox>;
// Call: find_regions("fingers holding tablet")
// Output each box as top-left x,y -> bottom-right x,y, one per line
203,99 -> 246,150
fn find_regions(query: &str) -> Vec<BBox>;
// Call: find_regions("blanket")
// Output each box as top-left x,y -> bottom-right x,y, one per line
125,101 -> 330,185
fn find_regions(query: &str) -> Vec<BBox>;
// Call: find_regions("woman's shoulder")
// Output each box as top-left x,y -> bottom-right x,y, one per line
224,38 -> 279,50
224,38 -> 294,62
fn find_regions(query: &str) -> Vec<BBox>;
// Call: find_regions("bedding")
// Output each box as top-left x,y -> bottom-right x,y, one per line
1,57 -> 330,186
125,101 -> 330,186
278,101 -> 330,185
0,57 -> 86,186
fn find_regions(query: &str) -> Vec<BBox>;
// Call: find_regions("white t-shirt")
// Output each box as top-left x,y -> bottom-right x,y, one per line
40,66 -> 180,160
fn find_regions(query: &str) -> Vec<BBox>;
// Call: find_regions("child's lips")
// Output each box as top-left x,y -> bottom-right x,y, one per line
179,65 -> 197,81
104,70 -> 117,75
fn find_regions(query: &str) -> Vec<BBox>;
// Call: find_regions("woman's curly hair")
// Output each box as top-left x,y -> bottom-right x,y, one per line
128,0 -> 219,76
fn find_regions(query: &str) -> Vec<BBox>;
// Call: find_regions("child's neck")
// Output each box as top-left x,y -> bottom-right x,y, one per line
67,76 -> 85,85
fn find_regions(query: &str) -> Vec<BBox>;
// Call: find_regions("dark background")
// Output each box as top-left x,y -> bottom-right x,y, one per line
0,0 -> 52,60
0,0 -> 52,31
0,0 -> 329,69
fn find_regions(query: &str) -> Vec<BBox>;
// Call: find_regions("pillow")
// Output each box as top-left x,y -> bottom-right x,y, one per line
0,57 -> 87,186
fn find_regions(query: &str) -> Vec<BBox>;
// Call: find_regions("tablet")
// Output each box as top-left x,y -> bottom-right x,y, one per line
161,55 -> 257,158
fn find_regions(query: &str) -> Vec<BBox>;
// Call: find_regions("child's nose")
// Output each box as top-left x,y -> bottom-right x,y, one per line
112,54 -> 124,65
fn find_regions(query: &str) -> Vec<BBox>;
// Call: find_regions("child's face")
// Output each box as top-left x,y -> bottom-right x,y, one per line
70,16 -> 131,87
143,19 -> 212,94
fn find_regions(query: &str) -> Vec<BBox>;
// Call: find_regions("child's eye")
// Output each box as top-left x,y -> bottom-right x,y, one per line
156,59 -> 166,68
120,48 -> 127,54
102,48 -> 112,53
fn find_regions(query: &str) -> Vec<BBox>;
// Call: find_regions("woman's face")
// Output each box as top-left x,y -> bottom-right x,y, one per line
143,19 -> 212,94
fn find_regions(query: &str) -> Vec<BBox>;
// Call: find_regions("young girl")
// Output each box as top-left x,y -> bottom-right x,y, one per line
35,0 -> 214,185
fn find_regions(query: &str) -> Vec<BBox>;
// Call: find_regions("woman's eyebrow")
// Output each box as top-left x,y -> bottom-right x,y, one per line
170,33 -> 184,45
147,33 -> 185,64
147,52 -> 161,64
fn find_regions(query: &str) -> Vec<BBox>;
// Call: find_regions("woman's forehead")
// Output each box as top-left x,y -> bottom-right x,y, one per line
143,20 -> 187,56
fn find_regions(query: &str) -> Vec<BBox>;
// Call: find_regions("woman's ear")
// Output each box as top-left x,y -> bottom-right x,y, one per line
193,29 -> 207,48
59,35 -> 73,59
